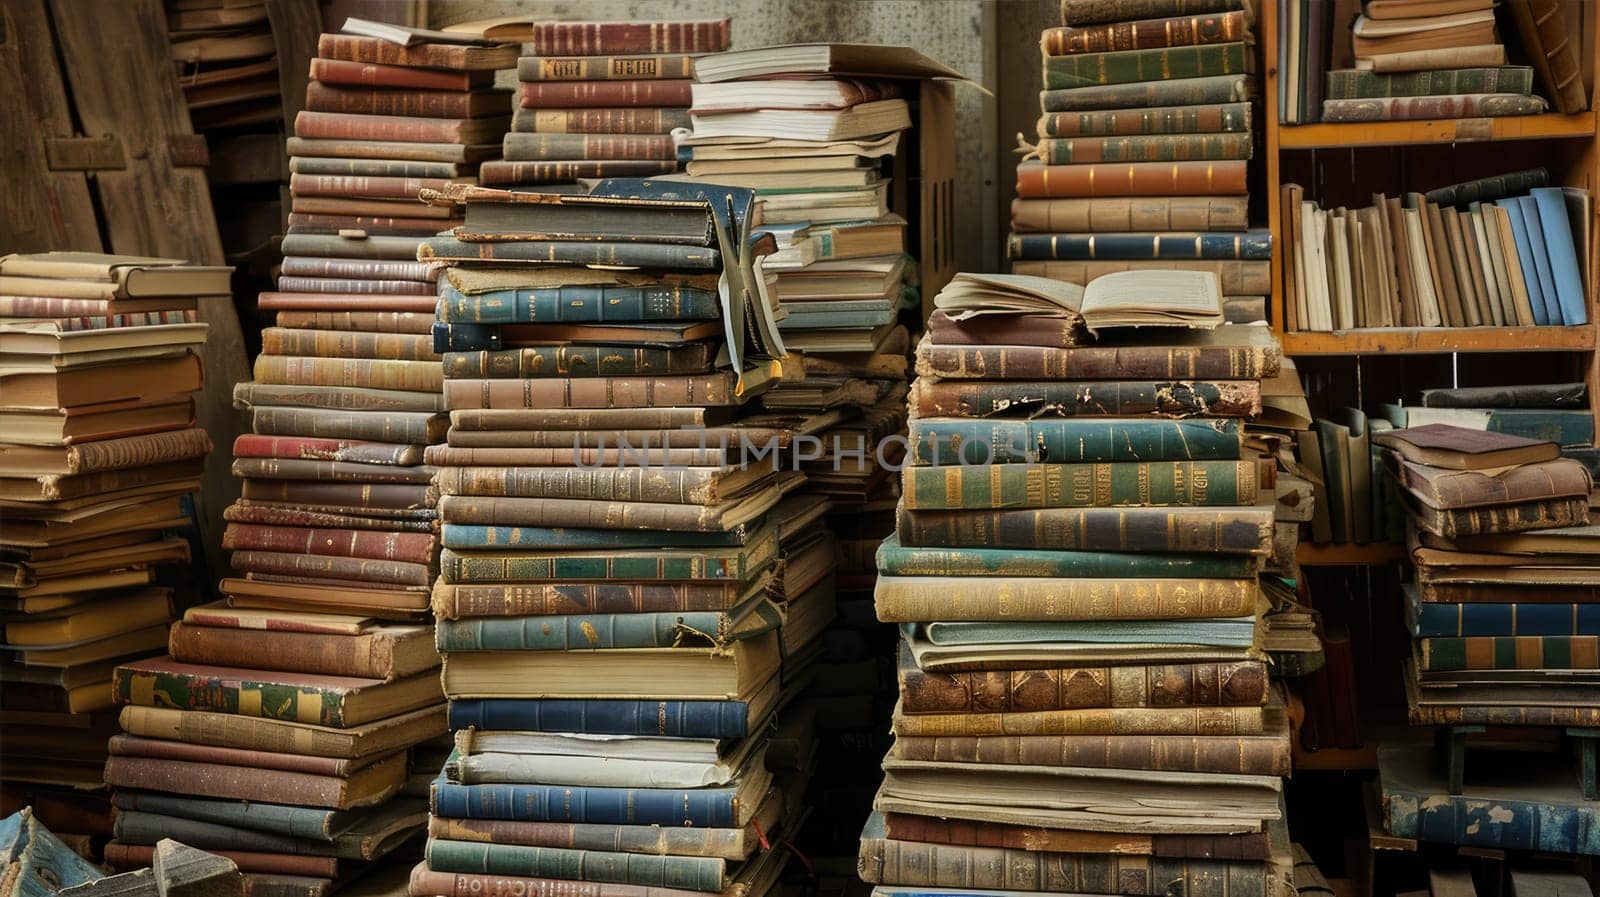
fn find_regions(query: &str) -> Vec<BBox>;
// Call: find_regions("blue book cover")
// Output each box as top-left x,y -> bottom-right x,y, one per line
1514,195 -> 1564,325
431,778 -> 741,827
909,418 -> 1242,466
437,602 -> 776,652
1497,199 -> 1550,325
437,284 -> 721,325
111,790 -> 348,841
1009,230 -> 1272,261
448,698 -> 750,738
1408,586 -> 1600,637
434,321 -> 500,353
874,533 -> 1258,579
442,525 -> 751,551
0,809 -> 103,897
1530,187 -> 1588,325
921,616 -> 1258,648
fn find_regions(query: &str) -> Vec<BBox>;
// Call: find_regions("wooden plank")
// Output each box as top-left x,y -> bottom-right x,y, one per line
1282,325 -> 1597,355
264,0 -> 320,156
48,0 -> 249,580
1279,113 -> 1598,149
0,0 -> 102,250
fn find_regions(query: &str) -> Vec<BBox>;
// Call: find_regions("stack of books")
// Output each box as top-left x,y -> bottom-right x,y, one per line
861,268 -> 1294,897
1282,174 -> 1590,331
0,252 -> 223,858
288,21 -> 518,235
1374,422 -> 1600,854
412,181 -> 794,897
476,17 -> 729,186
168,0 -> 280,132
1015,0 -> 1269,324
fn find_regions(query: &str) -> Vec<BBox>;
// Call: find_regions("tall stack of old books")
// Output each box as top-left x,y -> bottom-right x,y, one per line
1014,0 -> 1269,324
461,17 -> 729,185
0,252 -> 222,859
410,180 -> 793,897
288,20 -> 518,235
1374,422 -> 1600,855
861,269 -> 1294,897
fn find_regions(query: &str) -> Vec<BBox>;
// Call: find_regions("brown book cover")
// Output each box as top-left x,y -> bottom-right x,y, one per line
285,212 -> 453,235
106,733 -> 373,776
287,173 -> 460,201
277,257 -> 435,283
478,159 -> 678,185
253,355 -> 442,393
519,80 -> 693,108
104,842 -> 341,878
925,310 -> 1084,349
518,54 -> 696,82
1011,196 -> 1249,232
102,751 -> 407,810
276,276 -> 436,296
436,486 -> 781,533
514,107 -> 692,134
308,57 -> 494,91
239,479 -> 433,512
502,132 -> 676,162
1015,160 -> 1248,198
288,195 -> 456,219
230,435 -> 424,466
0,458 -> 202,503
892,704 -> 1266,737
293,110 -> 512,145
230,457 -> 435,485
1042,10 -> 1249,54
0,427 -> 211,477
304,83 -> 512,119
274,310 -> 435,334
168,621 -> 438,681
1372,424 -> 1559,470
431,580 -> 752,619
1007,259 -> 1269,294
314,34 -> 519,71
1,353 -> 202,411
914,331 -> 1280,381
1403,493 -> 1590,538
1504,0 -> 1586,111
222,503 -> 436,534
443,373 -> 747,410
1387,455 -> 1591,509
907,378 -> 1261,419
407,865 -> 718,897
260,327 -> 438,361
511,19 -> 729,54
880,813 -> 1271,859
222,523 -> 435,564
115,703 -> 446,760
899,652 -> 1268,714
228,550 -> 433,587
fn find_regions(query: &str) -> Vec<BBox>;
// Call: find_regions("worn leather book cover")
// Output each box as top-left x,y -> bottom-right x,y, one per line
907,417 -> 1244,465
113,658 -> 443,728
228,550 -> 433,588
103,750 -> 408,811
892,703 -> 1266,737
897,505 -> 1274,555
304,83 -> 512,119
236,381 -> 444,414
1044,42 -> 1251,89
1373,423 -> 1561,470
915,327 -> 1279,380
1008,229 -> 1271,260
279,256 -> 435,282
1043,10 -> 1248,54
1387,455 -> 1591,509
512,107 -> 693,134
424,838 -> 725,890
479,160 -> 679,186
512,19 -> 730,55
908,379 -> 1262,420
308,57 -> 495,91
1323,94 -> 1548,121
439,527 -> 776,583
221,522 -> 435,564
876,574 -> 1256,621
253,354 -> 442,393
1402,492 -> 1589,538
168,622 -> 439,681
442,372 -> 750,410
435,465 -> 767,506
115,703 -> 445,760
248,408 -> 446,446
1016,160 -> 1248,198
294,110 -> 513,144
261,328 -> 440,362
231,435 -> 424,467
288,172 -> 460,201
432,580 -> 757,619
0,426 -> 210,477
437,485 -> 782,535
899,459 -> 1263,510
274,309 -> 435,333
276,276 -> 435,296
1036,132 -> 1252,164
239,479 -> 433,512
1041,73 -> 1252,112
103,841 -> 342,877
106,734 -> 371,777
517,54 -> 696,82
257,291 -> 438,314
519,80 -> 693,108
230,457 -> 436,485
314,34 -> 519,71
888,721 -> 1290,775
442,344 -> 713,379
407,864 -> 723,897
502,133 -> 677,162
880,812 -> 1270,859
1011,196 -> 1249,232
426,809 -> 762,861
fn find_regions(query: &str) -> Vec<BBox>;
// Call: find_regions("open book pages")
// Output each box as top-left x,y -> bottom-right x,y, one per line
1077,269 -> 1225,334
933,272 -> 1085,318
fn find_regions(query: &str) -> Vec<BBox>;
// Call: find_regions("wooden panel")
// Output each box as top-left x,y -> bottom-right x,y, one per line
0,0 -> 101,251
265,0 -> 321,148
1280,113 -> 1597,149
48,0 -> 249,579
1283,325 -> 1597,355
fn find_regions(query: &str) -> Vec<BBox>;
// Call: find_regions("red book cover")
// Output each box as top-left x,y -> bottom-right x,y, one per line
519,79 -> 693,109
520,19 -> 730,55
308,57 -> 493,91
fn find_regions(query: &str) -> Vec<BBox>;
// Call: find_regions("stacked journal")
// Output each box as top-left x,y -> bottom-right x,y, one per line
491,18 -> 730,185
169,1 -> 281,132
411,181 -> 792,897
1374,423 -> 1600,855
290,23 -> 518,233
862,269 -> 1293,897
1014,0 -> 1269,324
0,252 -> 222,858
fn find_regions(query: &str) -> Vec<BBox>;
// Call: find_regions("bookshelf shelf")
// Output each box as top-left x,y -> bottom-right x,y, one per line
1278,112 -> 1597,150
1281,325 -> 1597,356
1297,542 -> 1405,566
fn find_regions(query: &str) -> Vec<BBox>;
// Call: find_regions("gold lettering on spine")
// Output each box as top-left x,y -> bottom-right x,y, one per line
1094,464 -> 1111,506
1072,466 -> 1094,505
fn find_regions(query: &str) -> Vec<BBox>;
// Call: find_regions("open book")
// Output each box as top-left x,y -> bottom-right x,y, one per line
1078,269 -> 1225,333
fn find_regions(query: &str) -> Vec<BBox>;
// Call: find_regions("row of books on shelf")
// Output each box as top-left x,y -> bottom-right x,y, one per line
1281,173 -> 1589,333
1279,0 -> 1588,124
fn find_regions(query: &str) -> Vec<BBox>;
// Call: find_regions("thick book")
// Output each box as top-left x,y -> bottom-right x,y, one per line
1325,66 -> 1533,98
448,697 -> 757,740
1058,0 -> 1244,26
880,813 -> 1270,859
432,580 -> 757,620
103,751 -> 407,810
1042,10 -> 1248,55
476,19 -> 730,54
1037,103 -> 1251,139
502,133 -> 678,162
889,723 -> 1288,776
425,839 -> 725,892
1390,406 -> 1595,448
876,575 -> 1256,623
1008,230 -> 1270,260
1385,456 -> 1590,509
1403,494 -> 1589,539
1035,132 -> 1252,164
1426,168 -> 1550,208
896,505 -> 1274,555
1043,43 -> 1250,89
307,57 -> 494,91
418,237 -> 717,269
441,344 -> 713,379
1504,0 -> 1588,114
428,811 -> 766,862
1409,593 -> 1600,637
436,603 -> 773,651
1419,635 -> 1600,671
114,704 -> 446,760
519,80 -> 693,108
518,54 -> 696,81
167,622 -> 440,681
1015,160 -> 1248,198
440,528 -> 776,582
221,524 -> 434,562
314,34 -> 519,70
907,418 -> 1242,466
513,107 -> 693,134
434,465 -> 766,507
1011,197 -> 1249,234
442,373 -> 753,410
260,327 -> 437,361
859,813 -> 1271,894
1041,73 -> 1252,112
406,864 -> 744,897
875,535 -> 1259,579
430,769 -> 767,829
1419,381 -> 1583,407
478,160 -> 678,185
112,790 -> 361,842
901,460 -> 1260,509
1380,744 -> 1600,854
0,427 -> 210,477
253,354 -> 442,393
293,110 -> 512,144
1322,94 -> 1548,121
113,658 -> 443,728
909,379 -> 1261,420
303,83 -> 512,119
1372,424 -> 1560,470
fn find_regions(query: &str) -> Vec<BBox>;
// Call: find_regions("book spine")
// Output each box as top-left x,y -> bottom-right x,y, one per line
1321,94 -> 1549,122
859,837 -> 1265,894
1041,73 -> 1252,111
237,381 -> 443,413
901,461 -> 1258,509
249,408 -> 442,445
66,428 -> 212,474
910,379 -> 1261,419
279,234 -> 435,261
1384,787 -> 1599,854
448,699 -> 747,739
436,467 -> 728,504
275,277 -> 435,296
220,524 -> 436,564
106,842 -> 338,877
1043,10 -> 1247,54
274,310 -> 435,333
239,479 -> 433,511
430,817 -> 742,860
231,435 -> 421,466
1011,197 -> 1250,232
441,345 -> 710,379
224,504 -> 435,533
1058,0 -> 1243,27
521,20 -> 729,55
316,34 -> 487,70
1420,497 -> 1589,539
418,238 -> 715,270
1008,258 -> 1269,293
290,156 -> 463,178
288,172 -> 455,201
1506,0 -> 1588,113
112,792 -> 336,841
876,576 -> 1256,622
518,55 -> 695,81
880,814 -> 1271,859
1406,704 -> 1600,728
1037,132 -> 1252,164
308,57 -> 476,91
103,757 -> 344,807
915,340 -> 1276,380
1399,462 -> 1592,508
449,285 -> 718,324
442,375 -> 737,411
1411,602 -> 1600,637
900,661 -> 1269,713
1015,161 -> 1249,198
1324,67 -> 1535,100
278,257 -> 435,281
438,548 -> 754,583
253,355 -> 443,392
293,110 -> 477,143
518,108 -> 692,134
1043,43 -> 1248,89
874,542 -> 1257,578
519,80 -> 693,108
907,419 -> 1243,465
426,840 -> 722,892
108,734 -> 350,775
481,159 -> 681,183
437,611 -> 731,651
228,550 -> 432,587
409,867 -> 707,897
1419,636 -> 1600,671
303,83 -> 494,118
894,705 -> 1265,737
895,506 -> 1273,554
114,812 -> 308,855
286,212 -> 445,234
1008,230 -> 1271,260
502,133 -> 677,162
115,705 -> 413,758
433,581 -> 736,619
431,781 -> 737,827
1039,103 -> 1251,137
261,328 -> 439,361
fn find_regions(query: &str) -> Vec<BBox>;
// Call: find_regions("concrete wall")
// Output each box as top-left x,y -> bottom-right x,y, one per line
427,0 -> 1007,272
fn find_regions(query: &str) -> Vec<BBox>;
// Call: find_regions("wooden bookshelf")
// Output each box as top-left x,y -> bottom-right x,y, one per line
1283,325 -> 1596,355
1278,111 -> 1598,149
